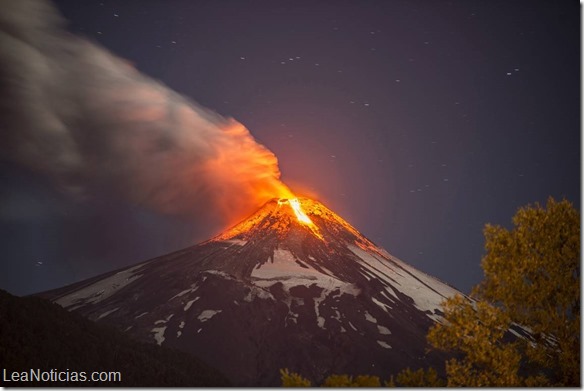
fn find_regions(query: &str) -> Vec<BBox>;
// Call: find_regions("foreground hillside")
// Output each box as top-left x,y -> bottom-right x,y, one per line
0,289 -> 230,387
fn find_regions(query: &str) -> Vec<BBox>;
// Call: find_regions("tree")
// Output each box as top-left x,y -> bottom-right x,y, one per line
428,197 -> 579,386
427,296 -> 535,386
280,369 -> 311,387
322,374 -> 381,387
279,370 -> 380,387
391,367 -> 445,387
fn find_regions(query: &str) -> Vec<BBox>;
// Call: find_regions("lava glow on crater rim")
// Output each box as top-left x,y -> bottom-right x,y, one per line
276,198 -> 324,239
277,198 -> 313,225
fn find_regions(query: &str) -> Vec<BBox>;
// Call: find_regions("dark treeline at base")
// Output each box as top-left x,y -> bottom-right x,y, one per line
0,289 -> 230,387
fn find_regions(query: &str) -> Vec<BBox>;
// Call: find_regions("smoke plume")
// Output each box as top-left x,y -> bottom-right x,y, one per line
0,0 -> 293,225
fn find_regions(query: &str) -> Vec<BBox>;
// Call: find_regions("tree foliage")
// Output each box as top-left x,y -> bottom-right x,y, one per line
478,197 -> 580,385
392,367 -> 445,387
280,370 -> 380,387
280,369 -> 311,387
322,374 -> 381,387
427,197 -> 579,386
427,296 -> 532,386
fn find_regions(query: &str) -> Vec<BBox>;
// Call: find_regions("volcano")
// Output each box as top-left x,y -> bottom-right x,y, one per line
41,198 -> 464,385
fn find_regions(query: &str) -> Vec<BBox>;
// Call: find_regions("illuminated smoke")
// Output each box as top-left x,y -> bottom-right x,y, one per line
0,0 -> 293,224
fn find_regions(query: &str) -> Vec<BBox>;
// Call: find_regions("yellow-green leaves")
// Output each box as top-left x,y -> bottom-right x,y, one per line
427,295 -> 523,386
393,367 -> 445,387
280,370 -> 380,387
280,368 -> 311,387
478,198 -> 580,385
322,374 -> 381,387
427,198 -> 579,386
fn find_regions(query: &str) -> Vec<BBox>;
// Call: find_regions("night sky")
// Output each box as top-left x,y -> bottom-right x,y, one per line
0,0 -> 579,296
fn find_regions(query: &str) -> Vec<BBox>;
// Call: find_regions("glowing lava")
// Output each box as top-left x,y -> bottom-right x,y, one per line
279,198 -> 312,225
217,197 -> 342,242
277,198 -> 323,239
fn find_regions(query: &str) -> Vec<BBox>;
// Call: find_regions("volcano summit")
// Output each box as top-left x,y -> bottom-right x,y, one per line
42,198 -> 464,385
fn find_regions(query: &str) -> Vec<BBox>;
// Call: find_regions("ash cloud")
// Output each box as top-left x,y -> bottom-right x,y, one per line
0,0 -> 290,225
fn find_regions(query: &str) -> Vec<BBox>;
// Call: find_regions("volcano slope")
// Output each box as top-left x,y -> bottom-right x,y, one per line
41,198 -> 465,386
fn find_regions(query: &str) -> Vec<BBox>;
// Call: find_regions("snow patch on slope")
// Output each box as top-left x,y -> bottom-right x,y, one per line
151,326 -> 167,345
184,297 -> 199,311
252,249 -> 359,295
251,249 -> 360,324
314,289 -> 327,329
203,270 -> 235,280
135,311 -> 148,319
377,340 -> 392,349
223,239 -> 247,246
170,285 -> 198,300
96,307 -> 119,320
198,310 -> 222,322
371,297 -> 391,313
364,311 -> 377,323
349,245 -> 458,320
55,263 -> 145,308
378,325 -> 391,335
243,286 -> 274,302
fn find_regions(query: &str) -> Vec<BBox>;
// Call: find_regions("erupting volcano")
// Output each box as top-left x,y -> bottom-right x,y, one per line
41,197 -> 465,385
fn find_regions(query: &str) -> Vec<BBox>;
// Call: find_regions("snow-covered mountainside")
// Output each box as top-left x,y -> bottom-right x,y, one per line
41,198 -> 464,385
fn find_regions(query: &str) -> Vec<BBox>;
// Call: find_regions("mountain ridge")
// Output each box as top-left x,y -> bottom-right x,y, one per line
40,197 -> 464,385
